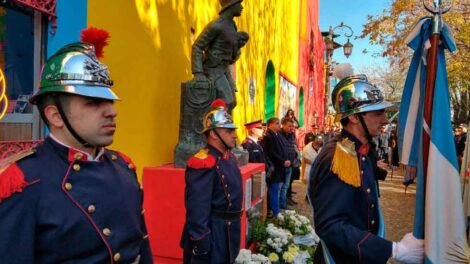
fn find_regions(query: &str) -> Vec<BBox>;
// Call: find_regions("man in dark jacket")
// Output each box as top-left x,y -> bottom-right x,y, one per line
180,100 -> 242,264
309,74 -> 424,264
279,117 -> 298,208
261,117 -> 289,217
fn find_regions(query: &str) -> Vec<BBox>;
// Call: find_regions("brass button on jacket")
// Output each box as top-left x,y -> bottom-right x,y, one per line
103,228 -> 111,236
65,182 -> 72,191
113,252 -> 121,262
87,205 -> 96,214
73,164 -> 80,172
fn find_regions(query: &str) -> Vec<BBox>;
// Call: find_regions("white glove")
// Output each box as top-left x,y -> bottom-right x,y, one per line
392,233 -> 424,264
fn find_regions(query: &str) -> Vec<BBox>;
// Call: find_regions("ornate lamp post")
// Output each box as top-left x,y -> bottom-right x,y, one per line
322,22 -> 354,124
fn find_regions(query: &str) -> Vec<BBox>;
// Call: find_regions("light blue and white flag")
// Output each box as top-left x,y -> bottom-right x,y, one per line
398,17 -> 469,263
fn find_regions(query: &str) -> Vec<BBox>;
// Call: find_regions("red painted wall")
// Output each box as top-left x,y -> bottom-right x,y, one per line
298,0 -> 325,135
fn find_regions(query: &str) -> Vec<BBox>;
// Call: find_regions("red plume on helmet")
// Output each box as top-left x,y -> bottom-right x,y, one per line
80,27 -> 110,59
210,99 -> 227,109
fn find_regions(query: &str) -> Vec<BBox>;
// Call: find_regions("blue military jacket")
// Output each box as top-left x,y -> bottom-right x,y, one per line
0,137 -> 152,264
180,145 -> 243,264
309,130 -> 392,264
241,137 -> 265,164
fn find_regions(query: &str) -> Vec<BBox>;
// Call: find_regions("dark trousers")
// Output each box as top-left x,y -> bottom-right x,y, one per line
288,166 -> 300,197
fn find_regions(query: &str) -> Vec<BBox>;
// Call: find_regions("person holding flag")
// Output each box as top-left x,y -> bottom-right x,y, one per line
309,74 -> 424,263
399,2 -> 469,262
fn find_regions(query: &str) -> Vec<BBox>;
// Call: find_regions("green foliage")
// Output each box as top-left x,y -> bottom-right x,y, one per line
252,219 -> 268,242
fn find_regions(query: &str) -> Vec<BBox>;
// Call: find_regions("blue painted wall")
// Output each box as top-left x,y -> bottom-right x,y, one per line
47,0 -> 87,57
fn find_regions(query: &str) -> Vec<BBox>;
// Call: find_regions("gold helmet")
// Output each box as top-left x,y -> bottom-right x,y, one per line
331,74 -> 392,122
201,99 -> 237,133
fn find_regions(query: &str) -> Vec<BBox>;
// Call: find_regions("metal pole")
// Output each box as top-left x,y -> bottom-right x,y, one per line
422,13 -> 440,196
324,27 -> 334,125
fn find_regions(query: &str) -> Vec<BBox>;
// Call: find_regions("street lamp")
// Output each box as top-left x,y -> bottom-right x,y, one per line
322,22 -> 354,124
343,38 -> 353,58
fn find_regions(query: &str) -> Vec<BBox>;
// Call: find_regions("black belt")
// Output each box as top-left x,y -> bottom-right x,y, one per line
212,210 -> 243,220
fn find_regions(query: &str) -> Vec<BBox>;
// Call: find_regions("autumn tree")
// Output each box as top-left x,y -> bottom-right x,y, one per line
360,0 -> 470,125
359,62 -> 406,103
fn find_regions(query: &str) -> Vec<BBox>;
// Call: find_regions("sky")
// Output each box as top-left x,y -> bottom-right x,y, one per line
319,0 -> 391,72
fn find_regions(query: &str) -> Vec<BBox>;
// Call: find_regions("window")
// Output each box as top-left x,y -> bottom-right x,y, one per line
0,5 -> 46,141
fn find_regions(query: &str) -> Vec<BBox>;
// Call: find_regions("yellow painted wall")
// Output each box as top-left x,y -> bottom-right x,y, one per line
88,0 -> 300,174
234,0 -> 300,140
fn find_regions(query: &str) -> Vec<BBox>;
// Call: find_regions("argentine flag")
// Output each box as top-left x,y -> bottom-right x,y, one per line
398,17 -> 469,263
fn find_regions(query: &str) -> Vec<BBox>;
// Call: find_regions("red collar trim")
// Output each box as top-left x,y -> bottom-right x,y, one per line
358,144 -> 369,156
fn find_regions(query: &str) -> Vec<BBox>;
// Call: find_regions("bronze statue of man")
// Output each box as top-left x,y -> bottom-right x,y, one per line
192,0 -> 249,114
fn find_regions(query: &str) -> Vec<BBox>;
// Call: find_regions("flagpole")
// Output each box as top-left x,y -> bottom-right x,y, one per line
422,9 -> 441,194
421,0 -> 452,233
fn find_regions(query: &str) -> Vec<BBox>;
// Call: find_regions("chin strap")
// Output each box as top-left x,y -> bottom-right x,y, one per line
357,114 -> 372,142
213,129 -> 232,151
53,96 -> 93,148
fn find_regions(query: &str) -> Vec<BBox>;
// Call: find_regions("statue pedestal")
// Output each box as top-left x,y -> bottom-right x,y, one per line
143,163 -> 266,262
174,80 -> 214,168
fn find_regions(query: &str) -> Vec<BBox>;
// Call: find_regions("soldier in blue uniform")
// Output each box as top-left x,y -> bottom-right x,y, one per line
180,99 -> 243,263
242,119 -> 265,163
0,42 -> 152,263
309,75 -> 424,264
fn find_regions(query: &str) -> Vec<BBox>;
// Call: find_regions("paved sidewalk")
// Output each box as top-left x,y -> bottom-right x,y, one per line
290,167 -> 416,263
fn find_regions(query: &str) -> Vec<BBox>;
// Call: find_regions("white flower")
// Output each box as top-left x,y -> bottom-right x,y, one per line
288,244 -> 299,256
235,249 -> 252,263
285,210 -> 295,215
268,252 -> 279,262
299,215 -> 310,224
283,251 -> 295,263
252,253 -> 270,262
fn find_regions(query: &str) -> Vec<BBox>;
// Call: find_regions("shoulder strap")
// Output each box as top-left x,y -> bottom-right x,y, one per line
0,149 -> 35,174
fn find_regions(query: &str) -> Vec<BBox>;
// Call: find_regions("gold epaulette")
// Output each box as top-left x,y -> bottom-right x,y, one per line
194,149 -> 209,159
0,149 -> 36,174
331,138 -> 361,187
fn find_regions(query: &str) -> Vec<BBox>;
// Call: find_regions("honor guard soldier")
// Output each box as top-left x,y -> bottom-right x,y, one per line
180,99 -> 243,264
308,75 -> 424,264
0,41 -> 152,263
242,120 -> 266,163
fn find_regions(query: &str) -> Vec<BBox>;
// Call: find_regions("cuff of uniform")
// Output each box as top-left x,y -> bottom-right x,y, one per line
356,233 -> 393,263
191,235 -> 211,256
